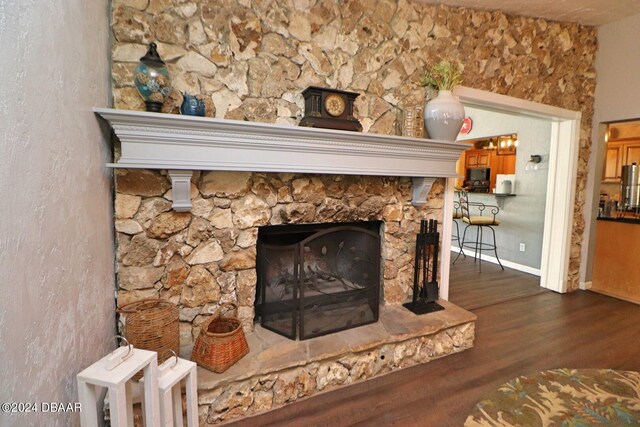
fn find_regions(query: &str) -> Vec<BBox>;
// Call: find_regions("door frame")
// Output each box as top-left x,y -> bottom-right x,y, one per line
440,86 -> 581,299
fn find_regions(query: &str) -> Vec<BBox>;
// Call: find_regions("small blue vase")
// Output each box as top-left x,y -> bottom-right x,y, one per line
180,93 -> 206,116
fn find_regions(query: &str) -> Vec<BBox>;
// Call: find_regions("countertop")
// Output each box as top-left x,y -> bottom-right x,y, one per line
596,215 -> 640,224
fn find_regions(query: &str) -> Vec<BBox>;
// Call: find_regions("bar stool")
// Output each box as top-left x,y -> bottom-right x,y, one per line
452,190 -> 504,272
452,199 -> 466,259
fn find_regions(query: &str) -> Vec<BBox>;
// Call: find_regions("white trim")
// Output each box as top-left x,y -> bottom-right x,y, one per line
450,246 -> 542,276
95,108 -> 468,206
453,86 -> 581,120
538,119 -> 581,293
439,178 -> 456,300
580,124 -> 608,286
580,281 -> 593,290
443,86 -> 582,295
95,108 -> 467,175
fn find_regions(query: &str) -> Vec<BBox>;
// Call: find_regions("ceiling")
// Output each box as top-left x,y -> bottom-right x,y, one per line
417,0 -> 640,26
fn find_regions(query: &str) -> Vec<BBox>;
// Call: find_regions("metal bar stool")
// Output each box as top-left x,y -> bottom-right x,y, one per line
452,190 -> 504,272
452,199 -> 466,259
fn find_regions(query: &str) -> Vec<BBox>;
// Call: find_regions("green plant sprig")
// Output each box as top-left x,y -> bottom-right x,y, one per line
419,59 -> 463,91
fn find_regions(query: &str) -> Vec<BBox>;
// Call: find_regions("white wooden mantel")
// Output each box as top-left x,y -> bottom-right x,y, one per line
95,108 -> 468,209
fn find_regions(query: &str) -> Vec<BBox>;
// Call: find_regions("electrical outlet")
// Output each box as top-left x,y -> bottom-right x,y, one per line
519,243 -> 526,252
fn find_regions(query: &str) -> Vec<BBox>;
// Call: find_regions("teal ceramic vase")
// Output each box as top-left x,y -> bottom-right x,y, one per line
134,42 -> 171,112
180,93 -> 206,116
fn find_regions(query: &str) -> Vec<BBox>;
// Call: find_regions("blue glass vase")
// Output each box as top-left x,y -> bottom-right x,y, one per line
180,93 -> 206,116
134,42 -> 171,112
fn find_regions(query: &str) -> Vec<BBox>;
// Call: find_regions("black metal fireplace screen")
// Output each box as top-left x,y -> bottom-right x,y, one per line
255,221 -> 381,340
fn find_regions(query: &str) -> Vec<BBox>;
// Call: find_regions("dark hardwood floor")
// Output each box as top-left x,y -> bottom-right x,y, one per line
448,255 -> 546,310
228,261 -> 640,427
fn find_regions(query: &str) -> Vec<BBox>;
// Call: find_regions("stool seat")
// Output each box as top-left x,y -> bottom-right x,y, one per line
462,216 -> 501,226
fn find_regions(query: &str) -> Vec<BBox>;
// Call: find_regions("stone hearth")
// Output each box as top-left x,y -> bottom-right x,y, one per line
197,302 -> 475,424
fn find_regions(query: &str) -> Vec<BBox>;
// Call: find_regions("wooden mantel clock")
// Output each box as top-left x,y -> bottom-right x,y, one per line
299,86 -> 363,132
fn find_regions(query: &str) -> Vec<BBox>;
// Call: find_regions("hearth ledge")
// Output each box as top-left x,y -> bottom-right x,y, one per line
95,108 -> 468,207
194,301 -> 476,424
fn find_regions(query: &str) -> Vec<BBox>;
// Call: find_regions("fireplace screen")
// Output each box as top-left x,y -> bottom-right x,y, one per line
255,222 -> 381,340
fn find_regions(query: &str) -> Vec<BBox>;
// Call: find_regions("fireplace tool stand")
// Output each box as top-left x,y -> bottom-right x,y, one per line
403,219 -> 444,315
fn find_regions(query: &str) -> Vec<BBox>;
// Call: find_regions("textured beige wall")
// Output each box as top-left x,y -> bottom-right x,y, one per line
0,1 -> 114,426
111,0 -> 597,290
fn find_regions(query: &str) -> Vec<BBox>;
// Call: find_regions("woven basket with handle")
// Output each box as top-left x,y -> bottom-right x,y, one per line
117,298 -> 179,379
192,303 -> 249,373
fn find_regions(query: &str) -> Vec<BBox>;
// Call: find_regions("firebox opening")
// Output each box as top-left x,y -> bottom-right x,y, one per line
255,221 -> 382,340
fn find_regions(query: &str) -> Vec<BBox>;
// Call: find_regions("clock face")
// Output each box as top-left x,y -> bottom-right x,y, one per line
324,94 -> 346,117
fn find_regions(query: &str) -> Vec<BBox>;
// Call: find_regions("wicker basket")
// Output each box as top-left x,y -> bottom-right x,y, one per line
192,303 -> 249,373
117,298 -> 179,379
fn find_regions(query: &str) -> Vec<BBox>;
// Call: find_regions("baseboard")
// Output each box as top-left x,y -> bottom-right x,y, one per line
580,280 -> 592,290
451,246 -> 541,277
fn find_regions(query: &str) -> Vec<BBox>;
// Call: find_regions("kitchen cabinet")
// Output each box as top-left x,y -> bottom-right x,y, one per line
460,149 -> 516,191
602,139 -> 640,182
496,154 -> 516,175
491,154 -> 515,192
603,142 -> 623,182
465,149 -> 492,168
623,142 -> 640,165
591,219 -> 640,305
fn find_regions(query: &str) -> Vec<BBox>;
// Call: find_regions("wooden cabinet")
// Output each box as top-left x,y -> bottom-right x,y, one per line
591,220 -> 640,305
624,143 -> 640,166
603,142 -> 623,182
497,154 -> 516,175
478,151 -> 491,167
490,154 -> 515,192
460,149 -> 516,191
603,139 -> 640,182
465,150 -> 491,168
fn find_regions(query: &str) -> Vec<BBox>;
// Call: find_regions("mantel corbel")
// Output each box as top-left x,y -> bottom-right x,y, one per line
168,170 -> 193,212
411,177 -> 438,207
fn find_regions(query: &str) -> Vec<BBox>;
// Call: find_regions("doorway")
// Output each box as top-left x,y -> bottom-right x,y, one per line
439,86 -> 582,301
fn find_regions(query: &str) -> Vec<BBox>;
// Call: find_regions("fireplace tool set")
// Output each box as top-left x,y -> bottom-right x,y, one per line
403,219 -> 444,315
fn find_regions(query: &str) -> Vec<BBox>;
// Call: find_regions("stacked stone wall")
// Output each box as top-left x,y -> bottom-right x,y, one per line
115,170 -> 445,348
111,0 -> 597,292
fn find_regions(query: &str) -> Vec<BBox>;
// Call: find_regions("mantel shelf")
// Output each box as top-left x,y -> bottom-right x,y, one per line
95,108 -> 468,208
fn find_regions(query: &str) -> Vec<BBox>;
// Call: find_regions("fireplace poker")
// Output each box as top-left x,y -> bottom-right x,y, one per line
403,219 -> 444,315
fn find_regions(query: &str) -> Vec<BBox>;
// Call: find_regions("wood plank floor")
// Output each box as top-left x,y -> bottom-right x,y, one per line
227,267 -> 640,426
448,255 -> 546,310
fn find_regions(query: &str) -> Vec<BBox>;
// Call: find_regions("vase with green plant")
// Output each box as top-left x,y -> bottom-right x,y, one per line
419,59 -> 465,141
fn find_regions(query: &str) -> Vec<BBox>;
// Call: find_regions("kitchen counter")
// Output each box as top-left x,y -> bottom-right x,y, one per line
466,192 -> 516,208
591,219 -> 640,305
597,215 -> 640,224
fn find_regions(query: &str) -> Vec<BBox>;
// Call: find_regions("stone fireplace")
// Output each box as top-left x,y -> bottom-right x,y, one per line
100,109 -> 475,424
115,168 -> 439,336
